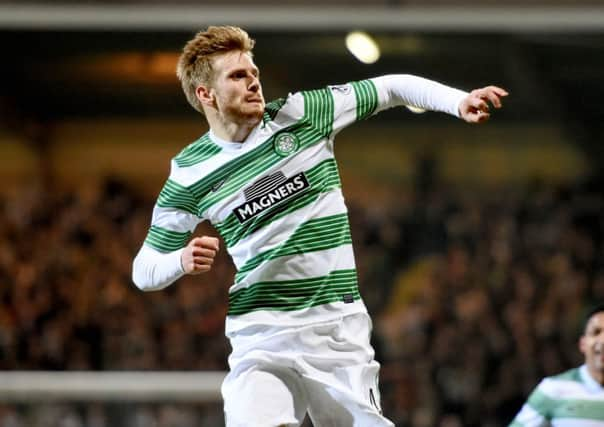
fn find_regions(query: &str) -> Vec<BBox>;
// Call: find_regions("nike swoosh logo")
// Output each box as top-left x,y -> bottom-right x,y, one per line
211,178 -> 227,192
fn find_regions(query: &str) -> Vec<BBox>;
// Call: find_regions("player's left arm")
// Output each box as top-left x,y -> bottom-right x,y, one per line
372,74 -> 507,122
322,74 -> 508,139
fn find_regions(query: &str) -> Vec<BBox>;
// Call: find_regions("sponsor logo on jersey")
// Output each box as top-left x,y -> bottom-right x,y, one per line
273,132 -> 300,157
234,172 -> 309,223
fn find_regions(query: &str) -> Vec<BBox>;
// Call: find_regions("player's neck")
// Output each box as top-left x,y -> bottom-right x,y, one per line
586,365 -> 604,386
207,112 -> 258,143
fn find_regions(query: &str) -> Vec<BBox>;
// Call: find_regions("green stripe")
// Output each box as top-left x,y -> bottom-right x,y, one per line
302,88 -> 334,138
551,398 -> 604,421
553,368 -> 581,383
235,213 -> 351,282
156,179 -> 198,215
214,158 -> 341,248
526,388 -> 557,417
174,135 -> 222,167
263,97 -> 287,123
231,272 -> 358,304
352,80 -> 378,121
144,226 -> 192,253
228,269 -> 360,315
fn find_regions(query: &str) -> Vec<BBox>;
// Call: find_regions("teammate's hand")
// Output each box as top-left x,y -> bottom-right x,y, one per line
180,236 -> 220,275
459,86 -> 508,124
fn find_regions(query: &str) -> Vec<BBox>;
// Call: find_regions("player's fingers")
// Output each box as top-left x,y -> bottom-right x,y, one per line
183,259 -> 201,274
191,247 -> 217,258
189,237 -> 205,248
475,111 -> 491,123
489,86 -> 509,97
194,256 -> 214,266
466,110 -> 490,123
198,236 -> 220,251
193,264 -> 212,273
482,86 -> 509,108
471,97 -> 490,113
483,90 -> 505,108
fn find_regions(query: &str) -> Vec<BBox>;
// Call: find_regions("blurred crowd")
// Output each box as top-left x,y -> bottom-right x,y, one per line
1,172 -> 603,426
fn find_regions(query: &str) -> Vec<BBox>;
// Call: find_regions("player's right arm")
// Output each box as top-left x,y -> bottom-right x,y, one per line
132,159 -> 215,291
132,235 -> 219,291
179,236 -> 219,275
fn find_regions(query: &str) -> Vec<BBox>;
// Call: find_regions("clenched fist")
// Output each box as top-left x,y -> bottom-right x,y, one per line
181,236 -> 220,275
459,86 -> 508,124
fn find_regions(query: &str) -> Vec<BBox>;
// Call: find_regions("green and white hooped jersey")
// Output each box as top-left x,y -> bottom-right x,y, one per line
146,80 -> 382,333
509,366 -> 604,427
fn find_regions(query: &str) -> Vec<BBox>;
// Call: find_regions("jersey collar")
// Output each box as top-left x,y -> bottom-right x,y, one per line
579,364 -> 604,393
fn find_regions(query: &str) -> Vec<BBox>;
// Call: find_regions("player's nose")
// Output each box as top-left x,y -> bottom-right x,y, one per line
248,77 -> 260,92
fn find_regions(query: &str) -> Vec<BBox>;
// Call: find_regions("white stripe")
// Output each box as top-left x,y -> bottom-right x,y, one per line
151,206 -> 200,233
513,404 -> 547,427
331,83 -> 361,138
226,300 -> 367,336
541,377 -> 603,400
172,150 -> 244,188
231,243 -> 356,293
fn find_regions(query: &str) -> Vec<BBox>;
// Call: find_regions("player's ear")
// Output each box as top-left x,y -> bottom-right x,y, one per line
579,336 -> 587,355
196,84 -> 215,108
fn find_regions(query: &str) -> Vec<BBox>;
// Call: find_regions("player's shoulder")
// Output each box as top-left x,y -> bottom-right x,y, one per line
536,367 -> 584,397
548,367 -> 581,383
172,133 -> 222,169
263,93 -> 305,124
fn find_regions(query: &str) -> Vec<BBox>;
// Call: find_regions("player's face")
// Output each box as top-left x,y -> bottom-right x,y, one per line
208,51 -> 265,125
580,311 -> 604,379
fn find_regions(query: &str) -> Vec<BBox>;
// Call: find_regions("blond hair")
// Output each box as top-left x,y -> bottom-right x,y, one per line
176,26 -> 255,113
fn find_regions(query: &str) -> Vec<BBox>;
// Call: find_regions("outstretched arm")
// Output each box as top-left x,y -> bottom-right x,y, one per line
371,74 -> 507,121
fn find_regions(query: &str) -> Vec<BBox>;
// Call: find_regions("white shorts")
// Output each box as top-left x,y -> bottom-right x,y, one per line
221,312 -> 394,427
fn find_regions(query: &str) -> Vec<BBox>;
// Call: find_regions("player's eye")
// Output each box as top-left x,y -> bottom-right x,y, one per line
589,327 -> 602,337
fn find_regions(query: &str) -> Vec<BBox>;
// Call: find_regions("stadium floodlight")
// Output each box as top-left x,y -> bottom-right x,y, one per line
345,31 -> 380,64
